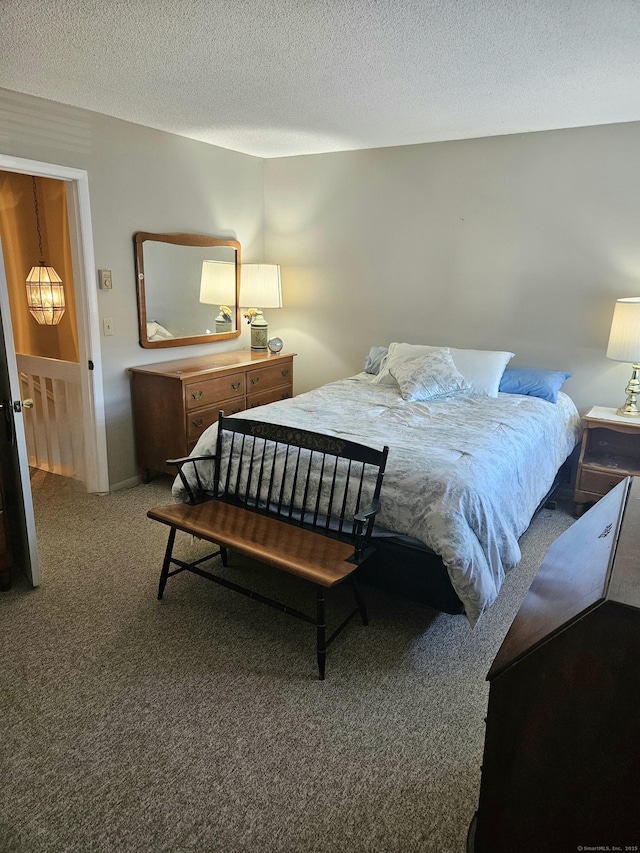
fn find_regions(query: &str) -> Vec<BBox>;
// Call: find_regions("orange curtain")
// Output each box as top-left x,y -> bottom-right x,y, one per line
0,170 -> 80,362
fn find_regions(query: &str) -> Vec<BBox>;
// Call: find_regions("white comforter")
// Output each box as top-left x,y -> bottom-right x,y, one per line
174,374 -> 582,624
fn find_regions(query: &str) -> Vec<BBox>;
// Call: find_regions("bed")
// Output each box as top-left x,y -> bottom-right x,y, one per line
172,344 -> 582,624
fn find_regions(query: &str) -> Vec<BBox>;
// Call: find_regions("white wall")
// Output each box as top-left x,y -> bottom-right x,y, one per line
265,122 -> 640,413
4,86 -> 640,488
0,89 -> 264,488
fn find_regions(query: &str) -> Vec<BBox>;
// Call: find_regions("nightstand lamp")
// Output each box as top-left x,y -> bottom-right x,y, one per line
607,296 -> 640,416
240,264 -> 282,351
199,260 -> 236,333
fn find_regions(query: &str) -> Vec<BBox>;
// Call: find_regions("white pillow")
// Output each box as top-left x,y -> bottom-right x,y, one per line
389,348 -> 470,402
372,342 -> 437,386
373,341 -> 514,397
449,347 -> 514,396
146,320 -> 174,341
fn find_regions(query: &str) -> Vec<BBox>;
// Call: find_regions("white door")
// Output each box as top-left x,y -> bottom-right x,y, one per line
0,241 -> 40,586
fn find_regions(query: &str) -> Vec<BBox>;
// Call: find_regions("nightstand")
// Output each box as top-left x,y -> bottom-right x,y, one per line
573,406 -> 640,517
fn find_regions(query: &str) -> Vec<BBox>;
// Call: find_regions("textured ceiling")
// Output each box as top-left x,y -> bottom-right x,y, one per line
2,0 -> 640,158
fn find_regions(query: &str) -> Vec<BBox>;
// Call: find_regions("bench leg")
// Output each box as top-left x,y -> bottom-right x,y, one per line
220,546 -> 228,567
351,575 -> 369,626
316,586 -> 326,681
158,527 -> 177,600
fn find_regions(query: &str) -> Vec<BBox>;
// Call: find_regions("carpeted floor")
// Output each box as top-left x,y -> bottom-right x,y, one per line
0,470 -> 576,853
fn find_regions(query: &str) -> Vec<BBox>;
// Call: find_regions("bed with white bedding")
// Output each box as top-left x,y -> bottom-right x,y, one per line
173,363 -> 582,624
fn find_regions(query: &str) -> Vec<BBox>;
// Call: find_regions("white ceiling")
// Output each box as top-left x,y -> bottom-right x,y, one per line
2,0 -> 640,159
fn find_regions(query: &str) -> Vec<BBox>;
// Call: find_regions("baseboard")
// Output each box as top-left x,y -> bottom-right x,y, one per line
107,474 -> 143,492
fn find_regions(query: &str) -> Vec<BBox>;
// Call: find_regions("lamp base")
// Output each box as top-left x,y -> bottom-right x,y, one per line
616,404 -> 640,417
250,313 -> 268,351
616,363 -> 640,416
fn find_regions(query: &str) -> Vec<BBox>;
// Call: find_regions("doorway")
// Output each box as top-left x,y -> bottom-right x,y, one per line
0,154 -> 109,588
1,170 -> 87,481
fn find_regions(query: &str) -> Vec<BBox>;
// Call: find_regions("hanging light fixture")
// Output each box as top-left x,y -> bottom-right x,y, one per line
25,176 -> 65,326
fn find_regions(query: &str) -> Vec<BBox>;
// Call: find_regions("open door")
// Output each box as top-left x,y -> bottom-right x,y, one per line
0,154 -> 109,496
0,239 -> 39,586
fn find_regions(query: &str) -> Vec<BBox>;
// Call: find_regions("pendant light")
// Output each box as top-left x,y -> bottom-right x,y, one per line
25,176 -> 65,325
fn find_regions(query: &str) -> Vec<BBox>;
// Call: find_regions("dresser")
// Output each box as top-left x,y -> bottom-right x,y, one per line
129,350 -> 295,480
469,477 -> 640,852
573,405 -> 640,516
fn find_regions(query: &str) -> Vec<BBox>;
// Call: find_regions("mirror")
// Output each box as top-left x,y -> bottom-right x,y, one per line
134,231 -> 241,348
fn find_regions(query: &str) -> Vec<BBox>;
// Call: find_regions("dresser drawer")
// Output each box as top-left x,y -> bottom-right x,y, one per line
246,362 -> 292,393
185,371 -> 246,410
578,467 -> 627,497
186,397 -> 246,442
247,384 -> 293,409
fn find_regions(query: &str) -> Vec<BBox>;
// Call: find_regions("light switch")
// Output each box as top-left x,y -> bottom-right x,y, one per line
98,269 -> 113,290
103,318 -> 114,336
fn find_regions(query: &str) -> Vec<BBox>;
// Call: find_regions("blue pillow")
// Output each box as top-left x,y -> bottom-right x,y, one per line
363,346 -> 388,375
499,367 -> 571,403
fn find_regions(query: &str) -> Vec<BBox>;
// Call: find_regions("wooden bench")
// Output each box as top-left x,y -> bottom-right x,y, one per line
148,413 -> 389,679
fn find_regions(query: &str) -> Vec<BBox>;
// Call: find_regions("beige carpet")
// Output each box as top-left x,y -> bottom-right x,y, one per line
0,470 -> 575,853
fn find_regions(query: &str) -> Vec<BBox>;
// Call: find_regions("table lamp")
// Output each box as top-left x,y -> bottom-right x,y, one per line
606,296 -> 640,416
240,264 -> 282,351
199,260 -> 236,333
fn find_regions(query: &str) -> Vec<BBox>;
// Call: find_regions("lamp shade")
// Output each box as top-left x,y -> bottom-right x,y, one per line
199,260 -> 236,306
606,297 -> 640,363
240,264 -> 282,309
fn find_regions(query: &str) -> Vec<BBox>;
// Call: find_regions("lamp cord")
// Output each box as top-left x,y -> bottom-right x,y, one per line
31,175 -> 45,264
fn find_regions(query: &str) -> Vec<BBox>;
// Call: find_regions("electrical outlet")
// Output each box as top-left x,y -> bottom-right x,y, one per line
98,269 -> 113,290
103,318 -> 114,336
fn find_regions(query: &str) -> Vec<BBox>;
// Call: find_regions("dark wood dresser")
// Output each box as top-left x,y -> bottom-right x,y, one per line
470,476 -> 640,852
129,350 -> 295,480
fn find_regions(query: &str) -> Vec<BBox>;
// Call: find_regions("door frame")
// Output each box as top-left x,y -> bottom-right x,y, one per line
0,154 -> 109,493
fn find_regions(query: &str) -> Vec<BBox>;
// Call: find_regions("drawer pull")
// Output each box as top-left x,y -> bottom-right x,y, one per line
192,417 -> 204,428
281,368 -> 289,377
281,392 -> 290,399
191,390 -> 204,400
231,381 -> 241,391
251,377 -> 260,385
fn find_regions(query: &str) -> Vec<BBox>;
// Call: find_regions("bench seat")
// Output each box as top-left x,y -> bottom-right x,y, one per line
148,500 -> 358,587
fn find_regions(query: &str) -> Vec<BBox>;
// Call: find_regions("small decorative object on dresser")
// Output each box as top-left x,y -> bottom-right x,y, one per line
573,405 -> 640,516
129,350 -> 295,481
268,336 -> 284,354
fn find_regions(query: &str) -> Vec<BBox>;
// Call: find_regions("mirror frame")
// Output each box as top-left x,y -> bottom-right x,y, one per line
134,231 -> 242,349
